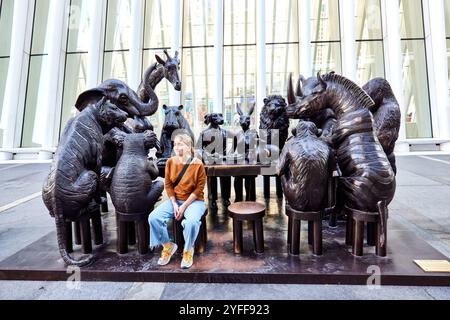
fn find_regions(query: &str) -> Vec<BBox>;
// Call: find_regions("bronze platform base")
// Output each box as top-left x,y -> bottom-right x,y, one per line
1,205 -> 449,286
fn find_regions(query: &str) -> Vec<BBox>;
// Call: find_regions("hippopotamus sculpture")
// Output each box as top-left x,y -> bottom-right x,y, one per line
157,105 -> 194,163
196,113 -> 232,209
259,95 -> 290,198
42,98 -> 128,266
277,121 -> 331,211
363,78 -> 401,174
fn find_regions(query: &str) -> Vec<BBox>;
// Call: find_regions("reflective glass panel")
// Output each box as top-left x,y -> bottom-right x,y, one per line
224,0 -> 256,45
183,0 -> 215,47
402,40 -> 432,138
311,0 -> 340,42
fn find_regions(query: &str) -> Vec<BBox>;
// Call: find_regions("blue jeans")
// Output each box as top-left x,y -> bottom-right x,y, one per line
148,199 -> 206,251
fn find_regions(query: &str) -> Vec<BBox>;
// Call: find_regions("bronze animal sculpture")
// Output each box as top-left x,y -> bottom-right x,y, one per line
75,79 -> 158,118
363,78 -> 401,174
157,105 -> 195,163
287,72 -> 396,256
259,95 -> 290,198
233,103 -> 258,202
42,98 -> 128,266
196,113 -> 232,209
277,120 -> 331,211
287,74 -> 337,138
132,50 -> 182,133
109,129 -> 164,254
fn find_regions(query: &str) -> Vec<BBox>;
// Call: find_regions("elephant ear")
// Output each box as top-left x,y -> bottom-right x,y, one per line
75,89 -> 106,112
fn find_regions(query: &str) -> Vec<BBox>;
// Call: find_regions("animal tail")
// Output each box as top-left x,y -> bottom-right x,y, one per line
377,200 -> 388,247
55,213 -> 93,267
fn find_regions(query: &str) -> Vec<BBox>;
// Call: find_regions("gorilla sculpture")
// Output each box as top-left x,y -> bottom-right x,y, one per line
277,121 -> 331,211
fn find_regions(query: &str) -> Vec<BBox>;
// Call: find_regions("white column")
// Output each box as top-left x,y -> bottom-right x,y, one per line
86,0 -> 106,88
381,0 -> 408,152
299,0 -> 311,77
129,0 -> 144,91
423,0 -> 450,149
256,0 -> 266,126
214,0 -> 224,113
339,0 -> 356,81
0,0 -> 34,158
36,0 -> 67,158
169,0 -> 182,106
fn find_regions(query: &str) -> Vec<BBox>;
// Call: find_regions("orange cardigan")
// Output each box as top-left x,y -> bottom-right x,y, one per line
164,157 -> 207,201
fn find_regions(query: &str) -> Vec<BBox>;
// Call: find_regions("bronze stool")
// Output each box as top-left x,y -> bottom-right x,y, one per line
345,202 -> 388,257
228,202 -> 266,254
70,201 -> 103,254
286,204 -> 323,256
116,211 -> 151,255
173,209 -> 208,254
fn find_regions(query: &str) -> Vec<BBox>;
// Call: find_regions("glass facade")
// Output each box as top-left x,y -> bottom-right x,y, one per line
445,0 -> 450,97
60,0 -> 90,136
355,0 -> 385,85
182,0 -> 215,134
0,0 -> 14,147
103,0 -> 132,83
311,0 -> 342,75
265,0 -> 299,97
21,0 -> 51,148
0,0 -> 449,152
400,0 -> 432,139
142,0 -> 174,135
223,0 -> 256,130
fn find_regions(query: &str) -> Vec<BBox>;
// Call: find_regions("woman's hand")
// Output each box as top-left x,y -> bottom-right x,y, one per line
176,203 -> 187,221
171,199 -> 180,217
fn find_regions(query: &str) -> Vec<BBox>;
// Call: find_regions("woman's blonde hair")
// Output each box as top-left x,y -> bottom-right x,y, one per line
174,132 -> 195,156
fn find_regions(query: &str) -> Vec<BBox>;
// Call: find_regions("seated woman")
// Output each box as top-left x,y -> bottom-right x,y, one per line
148,133 -> 207,269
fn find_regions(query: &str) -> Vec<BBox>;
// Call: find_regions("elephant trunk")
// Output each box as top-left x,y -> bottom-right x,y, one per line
132,64 -> 159,117
55,214 -> 93,267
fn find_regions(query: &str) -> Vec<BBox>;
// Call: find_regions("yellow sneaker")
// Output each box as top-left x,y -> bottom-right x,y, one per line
181,247 -> 194,269
158,242 -> 178,266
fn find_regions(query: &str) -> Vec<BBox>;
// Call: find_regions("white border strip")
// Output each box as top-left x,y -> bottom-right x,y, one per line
418,156 -> 450,165
0,192 -> 42,214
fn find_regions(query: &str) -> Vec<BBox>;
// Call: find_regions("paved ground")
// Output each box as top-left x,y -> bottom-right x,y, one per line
0,155 -> 450,300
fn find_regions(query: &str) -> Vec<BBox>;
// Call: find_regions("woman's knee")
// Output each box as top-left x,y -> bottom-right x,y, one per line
182,218 -> 201,230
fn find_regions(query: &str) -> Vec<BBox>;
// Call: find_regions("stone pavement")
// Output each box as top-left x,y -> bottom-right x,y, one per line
0,156 -> 450,300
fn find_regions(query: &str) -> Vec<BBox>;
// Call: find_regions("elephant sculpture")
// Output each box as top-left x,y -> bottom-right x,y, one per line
196,113 -> 232,209
42,98 -> 128,266
277,120 -> 331,212
157,105 -> 195,163
75,79 -> 158,118
363,78 -> 401,174
259,95 -> 290,198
